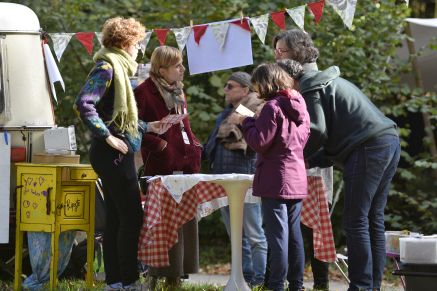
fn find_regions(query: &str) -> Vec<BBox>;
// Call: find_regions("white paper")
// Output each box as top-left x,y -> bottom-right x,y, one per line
186,18 -> 253,75
0,132 -> 11,243
235,104 -> 255,117
43,44 -> 65,103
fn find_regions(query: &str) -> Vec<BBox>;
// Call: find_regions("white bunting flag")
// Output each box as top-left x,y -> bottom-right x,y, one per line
139,31 -> 152,55
249,14 -> 269,44
286,5 -> 306,31
171,27 -> 191,51
49,33 -> 74,62
328,0 -> 357,29
95,32 -> 103,47
210,22 -> 230,49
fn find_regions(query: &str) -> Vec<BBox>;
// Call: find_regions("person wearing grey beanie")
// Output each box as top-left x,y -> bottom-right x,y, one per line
228,71 -> 253,92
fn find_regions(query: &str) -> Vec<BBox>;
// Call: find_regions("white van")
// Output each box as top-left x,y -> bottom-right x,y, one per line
0,2 -> 56,243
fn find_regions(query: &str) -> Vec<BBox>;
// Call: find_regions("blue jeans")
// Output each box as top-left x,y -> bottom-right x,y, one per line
343,134 -> 400,291
220,203 -> 267,286
262,198 -> 304,291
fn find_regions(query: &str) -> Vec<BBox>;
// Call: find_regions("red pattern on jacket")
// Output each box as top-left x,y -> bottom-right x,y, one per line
134,78 -> 202,175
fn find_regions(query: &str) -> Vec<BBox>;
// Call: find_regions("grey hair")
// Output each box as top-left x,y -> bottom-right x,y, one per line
272,29 -> 319,65
276,59 -> 304,80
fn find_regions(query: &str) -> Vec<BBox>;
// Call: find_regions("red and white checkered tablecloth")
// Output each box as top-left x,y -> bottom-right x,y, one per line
301,176 -> 337,263
138,175 -> 337,267
138,179 -> 227,267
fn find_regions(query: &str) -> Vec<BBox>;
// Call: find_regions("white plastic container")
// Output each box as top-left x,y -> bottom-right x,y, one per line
400,236 -> 437,264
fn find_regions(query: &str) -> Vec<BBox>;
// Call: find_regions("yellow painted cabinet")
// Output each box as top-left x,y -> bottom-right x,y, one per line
14,163 -> 97,290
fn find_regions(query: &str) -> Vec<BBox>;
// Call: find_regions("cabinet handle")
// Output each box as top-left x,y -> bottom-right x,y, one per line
81,173 -> 87,178
46,187 -> 53,215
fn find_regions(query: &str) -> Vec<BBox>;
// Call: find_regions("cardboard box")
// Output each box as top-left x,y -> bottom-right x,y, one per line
43,126 -> 77,152
32,153 -> 80,164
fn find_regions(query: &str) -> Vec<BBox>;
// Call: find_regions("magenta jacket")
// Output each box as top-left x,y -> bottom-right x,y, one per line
242,89 -> 310,200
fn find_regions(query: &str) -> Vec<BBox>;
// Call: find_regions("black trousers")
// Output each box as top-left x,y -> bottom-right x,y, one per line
301,223 -> 329,289
90,138 -> 143,285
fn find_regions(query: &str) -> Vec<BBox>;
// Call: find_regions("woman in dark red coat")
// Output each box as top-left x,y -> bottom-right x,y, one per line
134,46 -> 202,286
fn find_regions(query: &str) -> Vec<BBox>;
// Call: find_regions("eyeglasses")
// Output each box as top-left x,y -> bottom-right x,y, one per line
224,83 -> 242,90
275,47 -> 290,54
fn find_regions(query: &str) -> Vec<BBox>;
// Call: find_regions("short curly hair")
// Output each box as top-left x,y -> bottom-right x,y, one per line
101,17 -> 145,49
273,29 -> 319,65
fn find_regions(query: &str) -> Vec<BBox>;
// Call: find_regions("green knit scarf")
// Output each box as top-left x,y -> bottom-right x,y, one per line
93,47 -> 139,136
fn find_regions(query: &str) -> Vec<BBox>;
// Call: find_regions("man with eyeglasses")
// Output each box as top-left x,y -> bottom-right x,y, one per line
273,29 -> 400,291
204,72 -> 268,287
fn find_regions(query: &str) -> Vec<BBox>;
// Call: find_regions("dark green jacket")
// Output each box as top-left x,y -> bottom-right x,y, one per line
299,66 -> 398,167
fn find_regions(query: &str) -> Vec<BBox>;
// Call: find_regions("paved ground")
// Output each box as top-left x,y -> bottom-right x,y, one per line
97,272 -> 403,290
186,273 -> 349,290
185,273 -> 403,291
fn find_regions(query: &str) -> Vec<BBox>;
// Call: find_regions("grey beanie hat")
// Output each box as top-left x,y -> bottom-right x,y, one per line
228,72 -> 253,91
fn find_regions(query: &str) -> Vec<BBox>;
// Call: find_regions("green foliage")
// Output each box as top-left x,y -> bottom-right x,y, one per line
9,0 -> 437,240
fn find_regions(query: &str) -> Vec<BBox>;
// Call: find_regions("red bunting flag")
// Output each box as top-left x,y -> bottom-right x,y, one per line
308,0 -> 325,24
75,32 -> 94,55
193,25 -> 208,45
154,29 -> 169,46
270,11 -> 286,30
230,18 -> 251,32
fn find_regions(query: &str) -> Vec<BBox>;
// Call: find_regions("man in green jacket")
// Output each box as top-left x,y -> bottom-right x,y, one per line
273,29 -> 401,291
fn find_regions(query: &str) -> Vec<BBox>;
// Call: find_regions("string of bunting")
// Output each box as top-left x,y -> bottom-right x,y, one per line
48,0 -> 357,62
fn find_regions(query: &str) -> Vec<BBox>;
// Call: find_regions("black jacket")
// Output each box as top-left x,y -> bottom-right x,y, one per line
299,66 -> 398,167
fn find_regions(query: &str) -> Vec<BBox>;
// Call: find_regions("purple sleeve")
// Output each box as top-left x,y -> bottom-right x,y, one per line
241,103 -> 278,154
74,62 -> 113,139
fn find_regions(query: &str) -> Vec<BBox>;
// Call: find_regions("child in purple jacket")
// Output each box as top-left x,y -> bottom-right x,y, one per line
230,63 -> 310,291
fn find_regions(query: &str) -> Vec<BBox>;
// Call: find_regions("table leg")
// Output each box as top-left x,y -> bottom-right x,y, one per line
14,229 -> 23,291
213,180 -> 252,291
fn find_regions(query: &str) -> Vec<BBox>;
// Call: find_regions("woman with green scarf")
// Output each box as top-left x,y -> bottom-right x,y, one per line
75,17 -> 169,291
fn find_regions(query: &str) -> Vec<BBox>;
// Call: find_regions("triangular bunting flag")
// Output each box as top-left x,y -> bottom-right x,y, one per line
328,0 -> 357,29
155,29 -> 169,46
308,0 -> 325,24
95,32 -> 103,47
230,18 -> 251,31
270,11 -> 286,30
193,25 -> 208,45
171,27 -> 191,51
210,22 -> 230,49
286,5 -> 306,31
250,14 -> 269,44
49,33 -> 74,62
139,31 -> 152,54
75,32 -> 95,55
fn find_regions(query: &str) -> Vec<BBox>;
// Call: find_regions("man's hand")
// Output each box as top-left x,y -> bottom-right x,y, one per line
147,121 -> 172,135
227,112 -> 246,125
105,135 -> 128,154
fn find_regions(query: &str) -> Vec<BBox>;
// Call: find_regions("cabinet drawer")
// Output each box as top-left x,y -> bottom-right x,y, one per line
68,168 -> 97,181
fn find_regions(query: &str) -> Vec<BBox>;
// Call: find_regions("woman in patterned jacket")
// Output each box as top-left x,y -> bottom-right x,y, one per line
75,17 -> 169,291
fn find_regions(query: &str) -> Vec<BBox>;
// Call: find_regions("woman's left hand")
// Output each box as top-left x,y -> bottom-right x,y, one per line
147,121 -> 172,135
